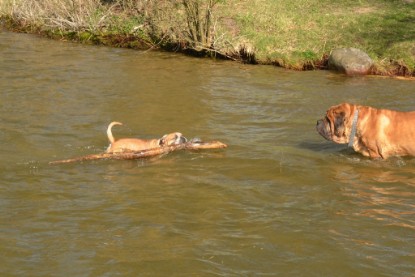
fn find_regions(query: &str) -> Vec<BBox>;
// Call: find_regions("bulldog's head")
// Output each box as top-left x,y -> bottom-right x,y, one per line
316,103 -> 357,144
158,132 -> 187,146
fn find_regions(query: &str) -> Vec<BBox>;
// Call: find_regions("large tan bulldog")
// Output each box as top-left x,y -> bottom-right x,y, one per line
106,122 -> 187,153
316,103 -> 415,159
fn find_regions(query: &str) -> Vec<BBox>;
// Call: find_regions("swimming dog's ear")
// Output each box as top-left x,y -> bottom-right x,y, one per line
158,134 -> 168,146
178,134 -> 188,144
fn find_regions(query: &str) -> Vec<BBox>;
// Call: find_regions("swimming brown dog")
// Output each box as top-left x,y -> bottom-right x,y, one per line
106,121 -> 187,153
316,103 -> 415,159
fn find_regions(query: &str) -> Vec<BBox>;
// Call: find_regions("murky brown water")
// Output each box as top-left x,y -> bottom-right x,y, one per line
1,30 -> 414,276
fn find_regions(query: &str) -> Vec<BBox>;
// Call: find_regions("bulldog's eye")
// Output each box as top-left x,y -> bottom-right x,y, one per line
325,116 -> 331,124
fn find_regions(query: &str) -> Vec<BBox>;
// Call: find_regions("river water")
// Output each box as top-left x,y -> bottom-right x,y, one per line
1,31 -> 414,276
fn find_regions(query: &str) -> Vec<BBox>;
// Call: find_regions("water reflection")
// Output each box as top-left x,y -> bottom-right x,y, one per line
330,158 -> 415,230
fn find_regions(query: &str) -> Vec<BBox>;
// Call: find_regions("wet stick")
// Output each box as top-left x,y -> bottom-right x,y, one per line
49,140 -> 227,165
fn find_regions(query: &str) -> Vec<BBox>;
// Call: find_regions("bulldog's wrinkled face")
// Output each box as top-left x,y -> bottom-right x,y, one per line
159,132 -> 187,146
316,103 -> 354,144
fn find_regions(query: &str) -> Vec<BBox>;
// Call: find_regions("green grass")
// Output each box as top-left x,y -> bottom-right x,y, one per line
1,0 -> 414,75
220,0 -> 415,73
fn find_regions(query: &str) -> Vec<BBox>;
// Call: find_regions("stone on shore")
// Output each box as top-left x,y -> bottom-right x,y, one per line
328,48 -> 373,75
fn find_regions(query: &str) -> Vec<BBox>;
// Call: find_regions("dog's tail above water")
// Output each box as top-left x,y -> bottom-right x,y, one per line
107,121 -> 123,143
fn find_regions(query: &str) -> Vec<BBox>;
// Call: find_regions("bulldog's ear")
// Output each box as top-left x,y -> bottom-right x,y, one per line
334,111 -> 346,137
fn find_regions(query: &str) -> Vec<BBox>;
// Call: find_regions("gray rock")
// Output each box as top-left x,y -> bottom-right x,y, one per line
328,48 -> 373,75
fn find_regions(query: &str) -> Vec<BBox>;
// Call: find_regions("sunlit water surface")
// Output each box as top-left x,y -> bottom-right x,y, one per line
1,31 -> 414,276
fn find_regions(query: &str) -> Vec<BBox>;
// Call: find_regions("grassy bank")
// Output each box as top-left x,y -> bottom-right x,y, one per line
1,0 -> 414,76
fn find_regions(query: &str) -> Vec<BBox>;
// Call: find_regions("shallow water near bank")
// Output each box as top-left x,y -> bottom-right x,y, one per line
1,31 -> 414,276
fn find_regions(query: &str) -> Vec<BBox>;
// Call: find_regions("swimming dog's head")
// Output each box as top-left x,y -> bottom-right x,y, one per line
159,132 -> 187,146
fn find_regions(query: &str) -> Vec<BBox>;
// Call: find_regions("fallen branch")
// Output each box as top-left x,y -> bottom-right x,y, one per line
49,140 -> 227,165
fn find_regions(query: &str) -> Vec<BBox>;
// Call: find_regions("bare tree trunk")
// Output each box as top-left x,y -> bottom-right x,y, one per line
182,0 -> 217,50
